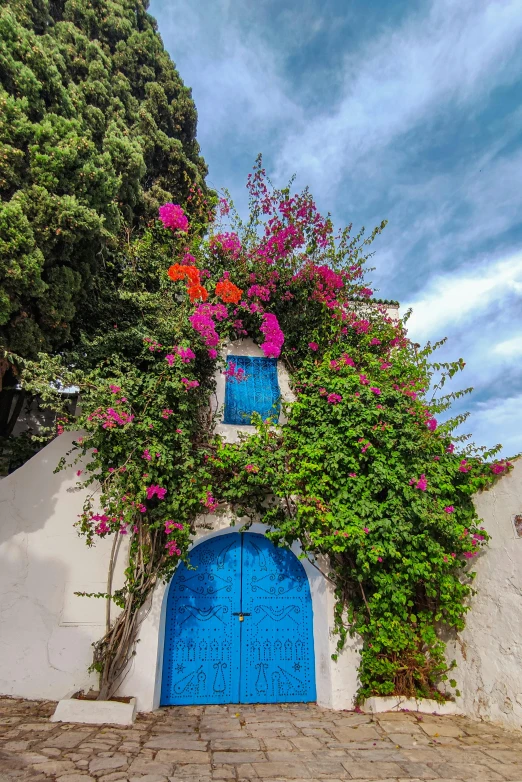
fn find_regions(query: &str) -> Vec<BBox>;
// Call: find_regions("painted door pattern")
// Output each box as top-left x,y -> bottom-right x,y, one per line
161,533 -> 316,705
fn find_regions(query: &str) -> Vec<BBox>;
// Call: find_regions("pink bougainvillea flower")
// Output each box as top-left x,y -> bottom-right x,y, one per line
260,312 -> 284,358
369,338 -> 381,345
359,374 -> 369,385
202,491 -> 218,512
377,556 -> 383,562
146,485 -> 167,500
165,520 -> 183,533
444,506 -> 455,513
208,348 -> 218,359
433,456 -> 440,461
341,353 -> 355,367
165,354 -> 176,366
158,203 -> 189,232
137,503 -> 146,513
380,362 -> 392,370
142,449 -> 151,461
349,472 -> 357,478
370,387 -> 381,395
162,408 -> 173,419
415,474 -> 428,491
446,443 -> 455,453
308,342 -> 319,351
490,461 -> 511,474
76,470 -> 82,476
363,527 -> 369,534
181,378 -> 199,390
458,459 -> 471,473
109,384 -> 121,393
245,464 -> 259,473
166,540 -> 181,557
426,417 -> 437,431
327,392 -> 342,405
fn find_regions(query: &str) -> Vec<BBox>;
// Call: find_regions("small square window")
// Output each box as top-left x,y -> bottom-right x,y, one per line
223,356 -> 280,425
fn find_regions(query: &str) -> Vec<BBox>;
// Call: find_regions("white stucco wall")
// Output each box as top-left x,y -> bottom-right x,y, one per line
0,432 -> 126,701
449,459 -> 522,730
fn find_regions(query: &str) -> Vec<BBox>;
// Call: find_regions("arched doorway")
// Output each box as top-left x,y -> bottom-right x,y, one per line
161,532 -> 316,705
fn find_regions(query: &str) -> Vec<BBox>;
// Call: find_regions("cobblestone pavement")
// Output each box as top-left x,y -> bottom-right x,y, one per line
1,698 -> 522,782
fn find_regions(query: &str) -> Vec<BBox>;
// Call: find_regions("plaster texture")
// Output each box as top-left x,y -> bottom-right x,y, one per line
0,432 -> 126,701
361,696 -> 462,715
449,459 -> 522,730
50,693 -> 136,725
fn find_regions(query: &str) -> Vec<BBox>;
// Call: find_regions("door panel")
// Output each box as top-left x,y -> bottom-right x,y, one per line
161,533 -> 241,705
161,532 -> 316,705
240,533 -> 316,703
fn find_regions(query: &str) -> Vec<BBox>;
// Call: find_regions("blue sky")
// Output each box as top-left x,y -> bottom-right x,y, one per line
150,0 -> 522,457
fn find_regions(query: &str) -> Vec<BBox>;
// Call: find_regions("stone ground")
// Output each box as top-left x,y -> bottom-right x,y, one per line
1,698 -> 522,782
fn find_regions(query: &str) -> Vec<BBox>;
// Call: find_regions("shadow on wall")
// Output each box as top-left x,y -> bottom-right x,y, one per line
0,432 -> 121,700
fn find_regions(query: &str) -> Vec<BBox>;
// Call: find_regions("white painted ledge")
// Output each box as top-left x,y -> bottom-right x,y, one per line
50,692 -> 136,725
361,696 -> 462,715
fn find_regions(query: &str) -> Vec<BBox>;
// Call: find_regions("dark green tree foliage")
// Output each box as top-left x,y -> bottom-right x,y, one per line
0,0 -> 208,358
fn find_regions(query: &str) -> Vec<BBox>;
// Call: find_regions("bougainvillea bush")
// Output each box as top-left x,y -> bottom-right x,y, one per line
43,157 -> 509,700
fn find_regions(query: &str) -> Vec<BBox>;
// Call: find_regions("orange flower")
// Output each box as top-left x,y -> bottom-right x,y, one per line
188,283 -> 208,303
167,264 -> 185,281
167,264 -> 200,285
216,279 -> 243,304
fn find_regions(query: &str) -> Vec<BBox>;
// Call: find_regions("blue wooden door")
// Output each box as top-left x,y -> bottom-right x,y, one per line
161,534 -> 242,705
161,533 -> 316,705
240,533 -> 316,703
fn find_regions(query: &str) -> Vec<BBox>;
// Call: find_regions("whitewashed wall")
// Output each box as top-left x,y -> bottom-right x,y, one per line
0,432 -> 126,700
449,459 -> 522,730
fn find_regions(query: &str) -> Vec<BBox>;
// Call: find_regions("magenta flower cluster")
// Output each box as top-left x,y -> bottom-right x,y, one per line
409,474 -> 428,491
190,303 -> 227,349
203,491 -> 218,512
166,346 -> 196,365
146,485 -> 167,500
223,362 -> 247,382
158,203 -> 189,232
327,392 -> 342,405
247,284 -> 271,301
88,406 -> 134,429
260,312 -> 284,358
181,378 -> 199,390
210,232 -> 242,259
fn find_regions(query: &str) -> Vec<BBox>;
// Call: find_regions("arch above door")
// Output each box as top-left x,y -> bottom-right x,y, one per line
161,532 -> 316,705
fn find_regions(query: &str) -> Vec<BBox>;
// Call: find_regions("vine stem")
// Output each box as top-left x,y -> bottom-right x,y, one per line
106,532 -> 121,634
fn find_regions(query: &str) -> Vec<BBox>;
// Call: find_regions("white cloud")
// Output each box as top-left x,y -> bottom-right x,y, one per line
274,0 -> 522,195
494,336 -> 522,357
404,250 -> 522,341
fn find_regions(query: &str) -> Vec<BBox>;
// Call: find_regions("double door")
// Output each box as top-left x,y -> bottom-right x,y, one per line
161,532 -> 316,704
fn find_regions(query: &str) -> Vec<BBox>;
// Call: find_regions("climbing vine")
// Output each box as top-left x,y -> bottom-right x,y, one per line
35,157 -> 509,701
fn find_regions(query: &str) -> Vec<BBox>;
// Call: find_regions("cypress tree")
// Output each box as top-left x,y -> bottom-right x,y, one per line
0,0 -> 209,360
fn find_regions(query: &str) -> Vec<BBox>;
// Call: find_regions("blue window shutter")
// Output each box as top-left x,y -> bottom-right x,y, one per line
223,356 -> 280,425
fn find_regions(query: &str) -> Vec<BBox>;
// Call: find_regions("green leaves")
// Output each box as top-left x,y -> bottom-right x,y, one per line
0,0 -> 211,360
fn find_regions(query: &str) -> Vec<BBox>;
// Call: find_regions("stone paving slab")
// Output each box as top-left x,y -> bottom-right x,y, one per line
1,698 -> 522,782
